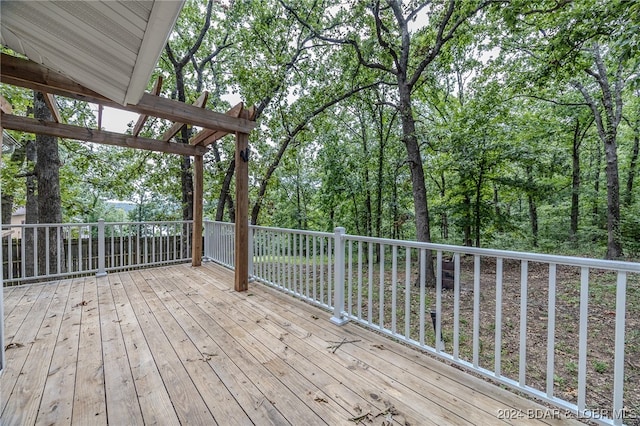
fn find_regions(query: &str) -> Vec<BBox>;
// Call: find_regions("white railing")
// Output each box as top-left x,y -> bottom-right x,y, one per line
203,220 -> 640,426
2,220 -> 193,285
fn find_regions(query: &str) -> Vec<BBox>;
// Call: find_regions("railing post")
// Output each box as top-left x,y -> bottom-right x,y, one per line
330,227 -> 348,326
96,219 -> 107,277
248,221 -> 254,281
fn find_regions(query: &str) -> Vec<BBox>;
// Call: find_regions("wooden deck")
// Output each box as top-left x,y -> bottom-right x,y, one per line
2,262 -> 580,425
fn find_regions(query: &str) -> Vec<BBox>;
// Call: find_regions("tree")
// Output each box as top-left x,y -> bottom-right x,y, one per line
161,0 -> 232,221
34,91 -> 63,273
280,0 -> 496,281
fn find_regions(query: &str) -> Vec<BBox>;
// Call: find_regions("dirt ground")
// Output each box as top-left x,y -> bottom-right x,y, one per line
338,255 -> 640,424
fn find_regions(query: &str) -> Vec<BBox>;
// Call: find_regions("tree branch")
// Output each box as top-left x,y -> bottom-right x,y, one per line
409,0 -> 495,88
372,0 -> 400,70
279,0 -> 396,75
572,80 -> 607,142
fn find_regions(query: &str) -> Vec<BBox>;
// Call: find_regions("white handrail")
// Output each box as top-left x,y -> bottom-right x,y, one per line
2,220 -> 193,284
203,220 -> 639,426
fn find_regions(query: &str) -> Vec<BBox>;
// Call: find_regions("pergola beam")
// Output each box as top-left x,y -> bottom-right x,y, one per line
0,95 -> 12,114
1,112 -> 208,156
1,53 -> 256,134
132,76 -> 163,136
162,91 -> 209,142
190,102 -> 244,146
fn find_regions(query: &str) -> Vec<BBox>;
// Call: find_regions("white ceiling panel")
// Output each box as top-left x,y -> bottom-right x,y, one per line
1,0 -> 184,105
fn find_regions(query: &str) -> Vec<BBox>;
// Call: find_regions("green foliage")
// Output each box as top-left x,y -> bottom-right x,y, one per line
2,0 -> 638,261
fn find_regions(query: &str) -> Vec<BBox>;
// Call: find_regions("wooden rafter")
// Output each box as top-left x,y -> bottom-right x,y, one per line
1,94 -> 13,114
190,102 -> 245,146
1,112 -> 207,156
200,105 -> 256,147
43,93 -> 62,123
162,91 -> 209,142
132,76 -> 163,136
1,54 -> 256,134
98,104 -> 103,130
1,53 -> 258,281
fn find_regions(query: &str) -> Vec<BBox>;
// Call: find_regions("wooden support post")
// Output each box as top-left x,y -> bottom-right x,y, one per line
192,154 -> 203,267
234,131 -> 249,292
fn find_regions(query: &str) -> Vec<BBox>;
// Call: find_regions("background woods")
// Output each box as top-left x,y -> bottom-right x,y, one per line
2,0 -> 639,260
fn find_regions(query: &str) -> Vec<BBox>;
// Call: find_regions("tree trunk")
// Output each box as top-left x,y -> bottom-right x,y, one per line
463,193 -> 472,247
397,80 -> 435,285
215,158 -> 236,222
375,118 -> 385,239
603,132 -> 622,258
573,46 -> 624,258
493,184 -> 501,233
592,142 -> 602,225
362,125 -> 372,237
441,173 -> 448,239
474,174 -> 483,248
625,129 -> 639,206
25,139 -> 37,278
570,120 -> 581,243
34,91 -> 62,274
526,165 -> 538,248
1,195 -> 13,226
181,156 -> 194,221
528,193 -> 539,248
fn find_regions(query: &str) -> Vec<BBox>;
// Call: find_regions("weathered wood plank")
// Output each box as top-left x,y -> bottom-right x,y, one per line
1,282 -> 55,419
184,265 -> 435,426
189,102 -> 243,146
195,105 -> 257,147
139,269 -> 252,425
2,281 -> 71,425
110,272 -> 180,426
156,268 -> 347,425
147,269 -> 327,425
144,268 -> 288,425
98,276 -> 144,425
37,278 -> 85,425
1,113 -> 208,156
72,277 -> 107,425
2,282 -> 37,320
124,270 -> 217,425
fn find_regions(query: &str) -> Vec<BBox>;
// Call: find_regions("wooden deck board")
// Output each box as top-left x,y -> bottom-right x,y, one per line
37,277 -> 85,425
2,263 -> 583,425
